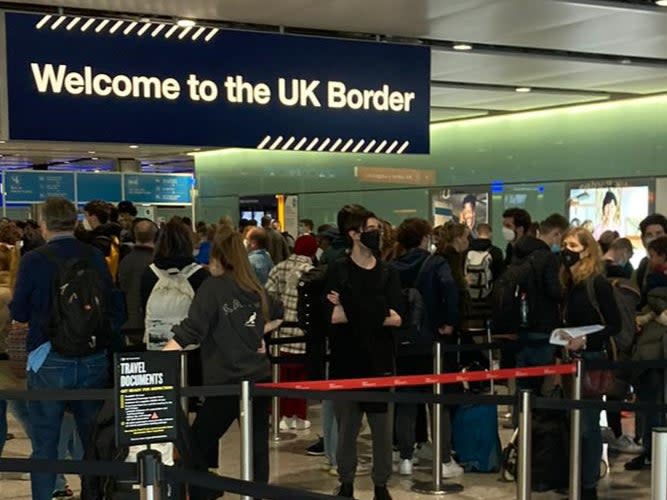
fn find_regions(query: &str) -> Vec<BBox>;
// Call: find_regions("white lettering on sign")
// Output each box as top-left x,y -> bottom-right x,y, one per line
28,63 -> 416,113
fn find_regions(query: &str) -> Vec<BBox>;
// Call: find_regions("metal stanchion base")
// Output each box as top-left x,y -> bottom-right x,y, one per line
271,432 -> 297,444
411,481 -> 464,495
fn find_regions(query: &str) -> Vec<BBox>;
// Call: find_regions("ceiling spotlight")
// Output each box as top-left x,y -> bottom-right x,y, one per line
515,87 -> 532,93
656,0 -> 667,6
91,157 -> 99,160
176,19 -> 196,28
620,58 -> 632,65
0,141 -> 5,144
129,144 -> 139,149
453,43 -> 472,51
88,150 -> 96,154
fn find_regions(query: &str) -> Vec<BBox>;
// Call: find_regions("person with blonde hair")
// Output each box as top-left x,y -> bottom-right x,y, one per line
164,225 -> 283,500
561,227 -> 621,500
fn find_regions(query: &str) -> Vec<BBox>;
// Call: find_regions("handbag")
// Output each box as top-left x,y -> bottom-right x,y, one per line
581,355 -> 615,398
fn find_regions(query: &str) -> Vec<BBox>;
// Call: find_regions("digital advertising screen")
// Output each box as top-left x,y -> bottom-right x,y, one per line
567,179 -> 653,267
431,188 -> 489,235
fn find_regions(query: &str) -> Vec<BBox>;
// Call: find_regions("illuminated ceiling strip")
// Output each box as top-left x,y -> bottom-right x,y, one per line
317,138 -> 331,152
164,25 -> 179,39
205,28 -> 220,42
137,22 -> 151,36
352,140 -> 365,153
178,26 -> 193,39
123,21 -> 138,35
35,15 -> 52,29
294,137 -> 308,151
51,16 -> 66,30
329,138 -> 343,152
374,140 -> 388,153
363,140 -> 377,153
66,17 -> 81,30
385,140 -> 399,154
282,137 -> 296,150
151,24 -> 165,37
269,136 -> 284,150
192,27 -> 206,40
341,139 -> 355,153
257,136 -> 272,149
305,138 -> 319,151
109,20 -> 124,34
80,18 -> 96,31
396,141 -> 410,154
95,19 -> 110,33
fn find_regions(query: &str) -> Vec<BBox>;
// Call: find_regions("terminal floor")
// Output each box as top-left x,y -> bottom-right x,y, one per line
0,364 -> 652,499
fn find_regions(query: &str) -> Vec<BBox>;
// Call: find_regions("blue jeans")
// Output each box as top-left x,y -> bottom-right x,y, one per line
516,334 -> 554,394
27,351 -> 108,500
53,413 -> 84,492
322,400 -> 338,467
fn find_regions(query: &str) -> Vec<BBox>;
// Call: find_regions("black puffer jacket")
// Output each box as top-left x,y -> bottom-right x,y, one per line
513,236 -> 562,335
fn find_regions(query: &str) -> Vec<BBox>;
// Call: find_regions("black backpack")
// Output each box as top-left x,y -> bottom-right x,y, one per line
38,245 -> 112,357
491,255 -> 539,334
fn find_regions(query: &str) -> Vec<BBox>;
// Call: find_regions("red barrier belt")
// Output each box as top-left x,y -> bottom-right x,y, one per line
257,363 -> 576,391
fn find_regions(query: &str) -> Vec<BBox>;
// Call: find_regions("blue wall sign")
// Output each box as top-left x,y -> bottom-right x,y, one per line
77,173 -> 123,203
4,171 -> 75,202
2,13 -> 431,154
124,175 -> 192,204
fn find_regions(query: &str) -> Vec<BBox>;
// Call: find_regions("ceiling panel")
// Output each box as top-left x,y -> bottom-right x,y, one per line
430,87 -> 608,111
430,108 -> 489,121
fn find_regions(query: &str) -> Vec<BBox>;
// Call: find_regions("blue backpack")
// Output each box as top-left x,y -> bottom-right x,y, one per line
452,405 -> 502,472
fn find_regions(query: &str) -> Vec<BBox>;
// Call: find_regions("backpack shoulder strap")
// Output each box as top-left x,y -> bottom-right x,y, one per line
181,263 -> 202,279
36,245 -> 66,277
585,276 -> 605,325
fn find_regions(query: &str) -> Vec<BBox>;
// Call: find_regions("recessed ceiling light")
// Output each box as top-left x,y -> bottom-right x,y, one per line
453,43 -> 472,51
620,58 -> 632,65
0,141 -> 5,144
91,157 -> 99,160
176,19 -> 196,28
656,0 -> 667,6
88,150 -> 96,154
515,87 -> 532,93
129,145 -> 139,149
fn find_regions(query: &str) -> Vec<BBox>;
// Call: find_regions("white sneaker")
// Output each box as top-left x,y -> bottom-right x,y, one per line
610,435 -> 645,454
399,459 -> 413,476
392,450 -> 400,463
291,417 -> 312,430
441,459 -> 464,478
279,417 -> 292,431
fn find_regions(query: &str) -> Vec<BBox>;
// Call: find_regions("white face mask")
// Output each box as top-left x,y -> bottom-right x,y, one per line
82,218 -> 92,231
502,226 -> 515,243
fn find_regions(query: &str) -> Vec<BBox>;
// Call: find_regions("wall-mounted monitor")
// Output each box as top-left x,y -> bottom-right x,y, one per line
431,187 -> 489,236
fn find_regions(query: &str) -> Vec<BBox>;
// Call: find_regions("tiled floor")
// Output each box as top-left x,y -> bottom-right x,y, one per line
0,399 -> 652,500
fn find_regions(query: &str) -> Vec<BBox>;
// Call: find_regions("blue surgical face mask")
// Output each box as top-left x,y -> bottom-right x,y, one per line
550,244 -> 561,254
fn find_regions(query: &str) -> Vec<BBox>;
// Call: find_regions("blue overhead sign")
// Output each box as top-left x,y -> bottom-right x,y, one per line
124,175 -> 192,204
2,12 -> 431,154
77,173 -> 123,203
4,171 -> 75,202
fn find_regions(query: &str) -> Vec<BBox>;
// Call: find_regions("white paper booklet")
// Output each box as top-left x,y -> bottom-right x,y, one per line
549,325 -> 605,346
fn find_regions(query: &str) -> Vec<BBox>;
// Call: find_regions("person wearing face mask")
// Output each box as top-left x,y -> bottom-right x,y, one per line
509,214 -> 568,398
502,208 -> 532,267
635,213 -> 667,304
324,204 -> 402,500
561,227 -> 621,500
603,237 -> 634,280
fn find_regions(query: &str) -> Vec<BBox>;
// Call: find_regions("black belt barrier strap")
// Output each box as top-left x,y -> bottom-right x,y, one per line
0,388 -> 112,401
0,458 -> 136,479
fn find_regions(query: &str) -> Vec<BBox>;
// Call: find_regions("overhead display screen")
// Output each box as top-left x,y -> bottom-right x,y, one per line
2,12 -> 431,154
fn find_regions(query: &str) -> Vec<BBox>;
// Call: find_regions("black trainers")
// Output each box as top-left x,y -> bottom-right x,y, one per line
373,486 -> 393,500
625,453 -> 651,471
306,437 -> 325,456
335,483 -> 354,498
582,487 -> 598,500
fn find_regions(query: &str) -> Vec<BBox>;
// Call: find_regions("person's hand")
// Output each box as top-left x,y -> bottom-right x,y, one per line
327,291 -> 341,306
438,325 -> 454,336
257,339 -> 266,354
566,336 -> 586,352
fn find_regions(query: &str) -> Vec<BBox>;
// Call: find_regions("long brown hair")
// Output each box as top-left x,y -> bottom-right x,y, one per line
436,221 -> 467,254
210,225 -> 270,320
560,227 -> 604,287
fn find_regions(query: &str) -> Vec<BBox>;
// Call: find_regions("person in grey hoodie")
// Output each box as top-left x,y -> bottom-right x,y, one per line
164,225 -> 283,500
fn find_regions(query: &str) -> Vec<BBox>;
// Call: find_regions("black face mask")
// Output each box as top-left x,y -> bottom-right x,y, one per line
360,230 -> 381,253
561,248 -> 581,268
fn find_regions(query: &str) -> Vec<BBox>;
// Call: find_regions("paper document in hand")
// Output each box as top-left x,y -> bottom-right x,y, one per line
549,325 -> 604,346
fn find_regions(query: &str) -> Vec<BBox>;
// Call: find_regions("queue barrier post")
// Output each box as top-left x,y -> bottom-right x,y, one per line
569,358 -> 583,500
240,380 -> 253,500
517,390 -> 532,500
651,428 -> 667,500
138,448 -> 162,500
180,351 -> 189,415
270,339 -> 296,442
412,341 -> 463,495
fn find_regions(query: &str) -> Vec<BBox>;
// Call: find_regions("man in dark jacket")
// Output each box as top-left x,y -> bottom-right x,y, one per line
261,216 -> 289,264
502,208 -> 532,267
635,213 -> 667,305
80,200 -> 118,258
512,213 -> 568,394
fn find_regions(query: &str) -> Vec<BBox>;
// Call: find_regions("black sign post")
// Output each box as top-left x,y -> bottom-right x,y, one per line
115,351 -> 181,447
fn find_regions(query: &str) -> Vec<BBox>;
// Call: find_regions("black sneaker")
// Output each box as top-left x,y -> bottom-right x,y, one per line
625,453 -> 651,471
306,437 -> 325,456
335,483 -> 354,498
582,487 -> 598,500
373,486 -> 392,500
